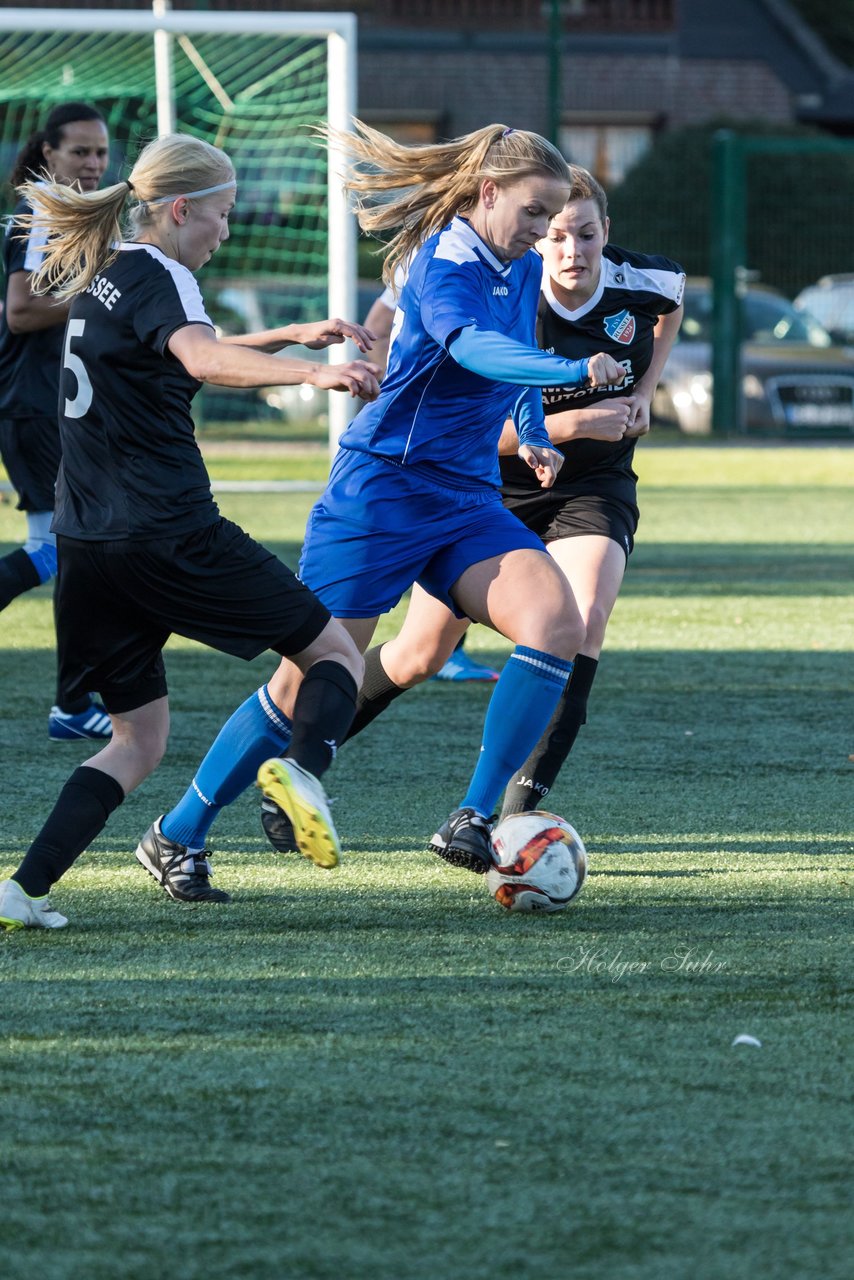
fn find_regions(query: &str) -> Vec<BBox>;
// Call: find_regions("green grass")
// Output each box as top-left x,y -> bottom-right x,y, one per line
1,444 -> 852,1280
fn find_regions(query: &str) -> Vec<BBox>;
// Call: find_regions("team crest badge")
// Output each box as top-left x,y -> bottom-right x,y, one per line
603,309 -> 636,344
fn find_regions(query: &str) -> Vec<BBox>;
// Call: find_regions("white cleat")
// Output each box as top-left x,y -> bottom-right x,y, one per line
256,758 -> 341,869
0,878 -> 68,930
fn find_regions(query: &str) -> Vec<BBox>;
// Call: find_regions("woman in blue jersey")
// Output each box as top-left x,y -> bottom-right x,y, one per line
151,120 -> 626,880
0,102 -> 115,740
262,164 -> 684,848
0,133 -> 381,931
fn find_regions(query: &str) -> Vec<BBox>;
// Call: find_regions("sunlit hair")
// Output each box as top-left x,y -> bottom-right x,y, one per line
565,164 -> 608,223
10,101 -> 106,187
324,117 -> 570,285
16,133 -> 234,299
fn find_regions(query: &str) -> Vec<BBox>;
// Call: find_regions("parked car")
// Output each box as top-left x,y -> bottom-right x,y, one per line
201,279 -> 327,426
793,274 -> 854,346
198,279 -> 382,426
652,280 -> 854,437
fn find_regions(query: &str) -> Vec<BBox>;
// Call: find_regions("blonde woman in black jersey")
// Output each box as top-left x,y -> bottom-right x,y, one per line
0,132 -> 381,930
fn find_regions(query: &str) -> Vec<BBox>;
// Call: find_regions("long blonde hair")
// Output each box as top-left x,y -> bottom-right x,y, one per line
327,118 -> 570,285
17,133 -> 234,299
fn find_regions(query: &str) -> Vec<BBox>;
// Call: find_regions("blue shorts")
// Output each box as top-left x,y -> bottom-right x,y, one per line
299,449 -> 547,618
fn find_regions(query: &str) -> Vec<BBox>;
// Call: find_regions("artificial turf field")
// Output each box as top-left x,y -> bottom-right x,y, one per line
0,443 -> 851,1280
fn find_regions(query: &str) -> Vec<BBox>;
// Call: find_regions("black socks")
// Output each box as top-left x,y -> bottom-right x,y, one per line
500,654 -> 600,818
13,766 -> 125,897
0,548 -> 40,611
342,645 -> 406,743
288,660 -> 359,780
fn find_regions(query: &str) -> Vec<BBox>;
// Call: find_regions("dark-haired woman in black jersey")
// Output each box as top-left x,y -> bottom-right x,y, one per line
0,102 -> 114,740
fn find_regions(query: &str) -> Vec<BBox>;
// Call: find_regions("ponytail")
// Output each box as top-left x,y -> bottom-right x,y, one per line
16,180 -> 131,299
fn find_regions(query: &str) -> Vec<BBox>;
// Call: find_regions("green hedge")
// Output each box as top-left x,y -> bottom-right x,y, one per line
607,120 -> 854,297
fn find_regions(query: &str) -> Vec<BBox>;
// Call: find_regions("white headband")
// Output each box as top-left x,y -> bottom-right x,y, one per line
142,179 -> 236,206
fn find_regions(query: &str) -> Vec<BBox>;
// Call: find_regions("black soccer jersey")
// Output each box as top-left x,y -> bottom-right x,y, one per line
52,242 -> 220,540
0,197 -> 67,418
500,244 -> 684,502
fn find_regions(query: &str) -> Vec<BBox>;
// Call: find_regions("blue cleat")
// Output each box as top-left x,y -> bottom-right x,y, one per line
432,648 -> 499,683
48,700 -> 112,741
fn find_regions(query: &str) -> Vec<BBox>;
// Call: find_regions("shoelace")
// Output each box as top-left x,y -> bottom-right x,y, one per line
164,847 -> 214,879
452,810 -> 493,832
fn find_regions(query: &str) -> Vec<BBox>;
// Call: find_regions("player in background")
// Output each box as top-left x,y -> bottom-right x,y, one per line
363,279 -> 499,684
496,170 -> 683,815
0,133 -> 381,931
152,120 -> 626,884
0,102 -> 114,740
261,165 -> 684,849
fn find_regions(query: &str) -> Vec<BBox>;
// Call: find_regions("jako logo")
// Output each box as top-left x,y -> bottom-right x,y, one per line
493,285 -> 509,296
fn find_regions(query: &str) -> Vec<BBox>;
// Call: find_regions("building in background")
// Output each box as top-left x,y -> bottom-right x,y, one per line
5,1 -> 849,164
3,1 -> 853,177
2,0 -> 852,437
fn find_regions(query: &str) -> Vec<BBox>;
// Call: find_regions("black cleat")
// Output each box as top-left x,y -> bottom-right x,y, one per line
429,807 -> 494,874
135,819 -> 231,903
260,796 -> 299,854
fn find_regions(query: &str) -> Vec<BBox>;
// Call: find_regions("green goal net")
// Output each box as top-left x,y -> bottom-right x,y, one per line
0,8 -> 358,439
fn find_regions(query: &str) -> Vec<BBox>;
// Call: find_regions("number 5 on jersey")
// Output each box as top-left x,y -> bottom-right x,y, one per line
63,319 -> 93,418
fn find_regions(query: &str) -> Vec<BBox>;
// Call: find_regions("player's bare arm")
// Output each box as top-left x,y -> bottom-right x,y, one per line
4,270 -> 73,334
222,318 -> 377,355
498,398 -> 639,453
625,305 -> 683,437
169,323 -> 381,399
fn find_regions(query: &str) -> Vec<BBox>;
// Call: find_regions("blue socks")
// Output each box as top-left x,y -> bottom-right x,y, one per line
460,646 -> 574,818
159,651 -> 573,848
161,685 -> 292,848
25,541 -> 58,583
24,513 -> 58,583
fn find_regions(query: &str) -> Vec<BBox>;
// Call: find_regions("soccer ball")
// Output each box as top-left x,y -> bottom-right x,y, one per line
487,811 -> 587,913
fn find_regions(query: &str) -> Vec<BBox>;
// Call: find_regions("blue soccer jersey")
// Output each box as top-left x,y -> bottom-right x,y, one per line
339,216 -> 544,489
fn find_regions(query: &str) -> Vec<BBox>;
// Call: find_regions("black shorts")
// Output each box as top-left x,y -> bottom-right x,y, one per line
0,415 -> 62,512
502,489 -> 639,561
55,518 -> 330,714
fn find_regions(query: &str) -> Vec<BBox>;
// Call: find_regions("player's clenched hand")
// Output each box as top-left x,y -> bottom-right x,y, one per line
623,393 -> 651,438
581,398 -> 636,442
312,361 -> 382,400
518,443 -> 565,489
298,319 -> 377,353
587,352 -> 626,389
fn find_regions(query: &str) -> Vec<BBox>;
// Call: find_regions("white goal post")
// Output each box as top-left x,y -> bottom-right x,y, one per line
0,6 -> 359,448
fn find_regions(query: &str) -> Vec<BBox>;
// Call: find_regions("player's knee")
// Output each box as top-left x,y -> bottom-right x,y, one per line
401,639 -> 455,684
293,620 -> 364,687
137,731 -> 168,775
555,622 -> 586,663
582,602 -> 609,654
321,632 -> 365,689
112,720 -> 169,775
346,646 -> 365,690
529,612 -> 586,663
